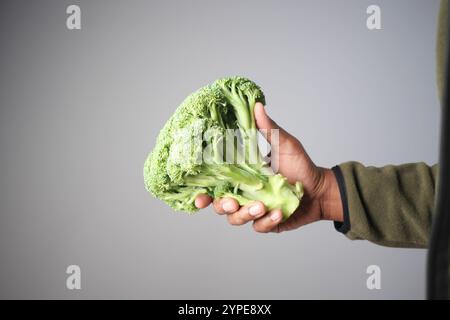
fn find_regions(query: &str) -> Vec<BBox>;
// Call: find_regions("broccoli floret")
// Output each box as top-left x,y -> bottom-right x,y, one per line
143,77 -> 303,219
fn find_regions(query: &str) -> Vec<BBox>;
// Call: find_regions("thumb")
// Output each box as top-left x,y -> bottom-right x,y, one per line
254,102 -> 286,144
254,102 -> 278,143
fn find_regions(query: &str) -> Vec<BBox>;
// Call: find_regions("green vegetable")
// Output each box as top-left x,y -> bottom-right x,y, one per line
143,77 -> 303,219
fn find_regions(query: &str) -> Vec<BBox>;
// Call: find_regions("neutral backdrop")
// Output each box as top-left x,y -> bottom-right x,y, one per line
0,0 -> 442,299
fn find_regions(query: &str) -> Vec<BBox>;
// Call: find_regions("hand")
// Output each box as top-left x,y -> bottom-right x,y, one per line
195,102 -> 343,233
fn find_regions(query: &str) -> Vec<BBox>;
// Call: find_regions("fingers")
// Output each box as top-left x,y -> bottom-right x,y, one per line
252,209 -> 283,233
226,201 -> 266,225
194,196 -> 241,213
196,193 -> 285,233
195,194 -> 212,209
213,197 -> 240,215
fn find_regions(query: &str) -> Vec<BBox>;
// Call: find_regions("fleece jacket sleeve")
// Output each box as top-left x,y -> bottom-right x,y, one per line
333,162 -> 438,248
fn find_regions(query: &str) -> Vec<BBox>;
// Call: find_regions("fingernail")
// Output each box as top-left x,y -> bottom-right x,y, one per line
222,201 -> 235,213
249,204 -> 262,216
270,211 -> 282,221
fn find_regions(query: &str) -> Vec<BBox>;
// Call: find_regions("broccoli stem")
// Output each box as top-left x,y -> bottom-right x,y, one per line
184,165 -> 263,189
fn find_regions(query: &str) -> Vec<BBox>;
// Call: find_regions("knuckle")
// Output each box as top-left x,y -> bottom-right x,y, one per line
286,137 -> 301,150
252,222 -> 268,233
227,215 -> 243,226
213,200 -> 225,214
239,207 -> 252,220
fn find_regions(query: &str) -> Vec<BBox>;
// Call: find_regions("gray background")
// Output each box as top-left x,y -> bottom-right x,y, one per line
0,0 -> 441,299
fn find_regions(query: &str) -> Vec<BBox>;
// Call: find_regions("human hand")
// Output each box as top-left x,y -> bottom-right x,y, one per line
195,102 -> 343,233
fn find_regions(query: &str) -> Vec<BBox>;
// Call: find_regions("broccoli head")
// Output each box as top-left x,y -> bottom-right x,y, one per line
143,76 -> 303,219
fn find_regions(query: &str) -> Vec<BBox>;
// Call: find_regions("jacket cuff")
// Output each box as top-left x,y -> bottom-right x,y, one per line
331,166 -> 351,234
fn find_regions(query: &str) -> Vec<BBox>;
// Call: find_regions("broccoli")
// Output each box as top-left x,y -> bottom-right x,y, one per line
143,77 -> 303,220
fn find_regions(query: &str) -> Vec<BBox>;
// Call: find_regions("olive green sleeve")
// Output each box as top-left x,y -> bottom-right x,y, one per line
333,162 -> 438,248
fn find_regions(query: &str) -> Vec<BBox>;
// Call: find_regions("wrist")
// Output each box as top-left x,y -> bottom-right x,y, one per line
318,168 -> 343,222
